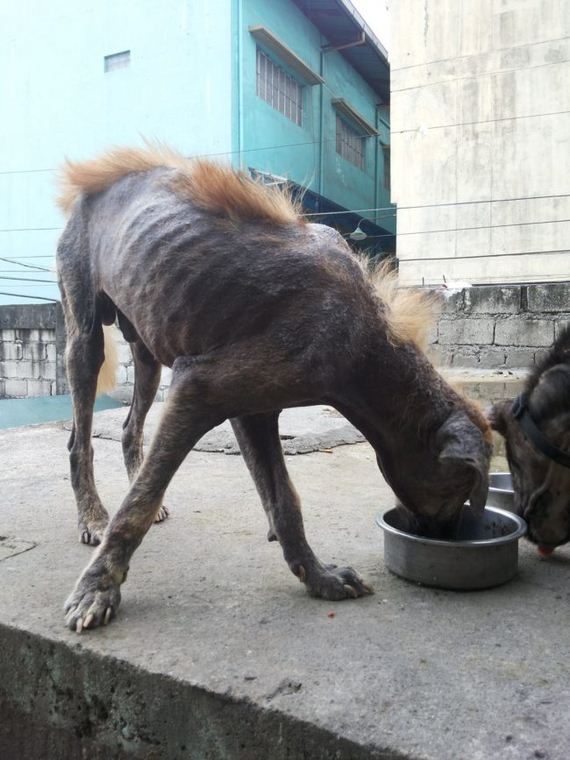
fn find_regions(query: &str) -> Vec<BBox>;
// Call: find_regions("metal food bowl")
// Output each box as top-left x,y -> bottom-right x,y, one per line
488,472 -> 514,511
376,505 -> 526,590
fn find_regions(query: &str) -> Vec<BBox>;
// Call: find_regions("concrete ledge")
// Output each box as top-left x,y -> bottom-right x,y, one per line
0,626 -> 394,760
439,368 -> 527,403
1,417 -> 569,760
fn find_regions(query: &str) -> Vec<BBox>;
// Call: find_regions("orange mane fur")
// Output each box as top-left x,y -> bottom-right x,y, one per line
360,259 -> 442,352
57,143 -> 303,226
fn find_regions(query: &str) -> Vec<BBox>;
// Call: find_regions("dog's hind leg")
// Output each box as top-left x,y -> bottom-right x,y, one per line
231,412 -> 373,600
57,213 -> 110,546
63,300 -> 109,545
64,353 -> 229,631
121,338 -> 168,522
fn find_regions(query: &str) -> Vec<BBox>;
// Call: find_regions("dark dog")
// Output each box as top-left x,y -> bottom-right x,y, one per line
490,326 -> 570,552
56,145 -> 491,631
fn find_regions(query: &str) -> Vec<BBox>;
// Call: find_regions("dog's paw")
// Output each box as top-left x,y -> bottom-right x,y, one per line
301,563 -> 374,601
154,505 -> 169,523
64,571 -> 121,632
78,515 -> 109,546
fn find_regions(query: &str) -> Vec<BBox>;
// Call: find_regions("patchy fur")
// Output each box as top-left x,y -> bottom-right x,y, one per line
360,259 -> 442,351
57,143 -> 302,226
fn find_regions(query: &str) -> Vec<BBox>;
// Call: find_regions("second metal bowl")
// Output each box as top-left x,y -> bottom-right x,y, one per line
488,472 -> 514,511
376,505 -> 526,590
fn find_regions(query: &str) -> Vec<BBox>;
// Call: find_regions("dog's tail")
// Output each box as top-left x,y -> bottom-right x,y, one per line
96,325 -> 119,396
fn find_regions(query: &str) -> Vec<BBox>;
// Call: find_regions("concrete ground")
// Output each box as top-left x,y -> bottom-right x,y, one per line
0,404 -> 569,760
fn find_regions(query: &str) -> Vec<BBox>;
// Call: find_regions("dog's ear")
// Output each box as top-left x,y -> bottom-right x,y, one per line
487,401 -> 509,437
437,412 -> 490,517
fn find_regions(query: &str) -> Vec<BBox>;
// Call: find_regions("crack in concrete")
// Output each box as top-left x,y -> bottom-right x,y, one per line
0,536 -> 37,562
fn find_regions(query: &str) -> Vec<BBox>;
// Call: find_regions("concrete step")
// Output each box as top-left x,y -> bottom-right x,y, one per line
440,368 -> 527,405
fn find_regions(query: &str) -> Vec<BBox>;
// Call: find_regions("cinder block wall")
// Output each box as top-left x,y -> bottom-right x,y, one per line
431,283 -> 570,369
0,328 -> 57,397
0,304 -> 67,399
113,337 -> 171,404
2,283 -> 568,401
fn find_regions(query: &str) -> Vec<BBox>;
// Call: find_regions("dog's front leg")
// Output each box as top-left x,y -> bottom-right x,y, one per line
64,357 -> 225,631
231,412 -> 373,600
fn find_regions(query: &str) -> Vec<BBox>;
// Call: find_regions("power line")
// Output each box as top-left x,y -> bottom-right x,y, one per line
4,202 -> 568,231
359,216 -> 570,241
401,248 -> 570,263
0,275 -> 56,283
306,206 -> 395,217
1,190 -> 567,226
1,134 -> 385,177
0,291 -> 57,301
0,226 -> 61,232
0,167 -> 55,176
391,35 -> 570,75
416,273 -> 570,286
399,191 -> 570,210
308,192 -> 570,216
394,108 -> 570,135
393,58 -> 570,96
0,256 -> 52,272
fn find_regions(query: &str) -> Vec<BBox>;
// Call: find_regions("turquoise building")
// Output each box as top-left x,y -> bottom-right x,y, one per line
0,0 -> 393,306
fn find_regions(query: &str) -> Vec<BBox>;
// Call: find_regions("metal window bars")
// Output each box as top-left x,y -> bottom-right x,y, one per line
256,48 -> 303,126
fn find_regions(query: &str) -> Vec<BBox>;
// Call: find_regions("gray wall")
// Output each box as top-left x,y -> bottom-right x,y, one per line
390,0 -> 570,286
431,282 -> 570,369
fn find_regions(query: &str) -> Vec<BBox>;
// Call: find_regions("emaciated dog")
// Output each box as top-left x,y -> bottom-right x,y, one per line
490,325 -> 570,552
56,145 -> 492,632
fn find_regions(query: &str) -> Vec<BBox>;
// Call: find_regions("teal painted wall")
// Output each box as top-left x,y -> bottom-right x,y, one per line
238,0 -> 322,186
0,0 -> 391,304
0,0 -> 233,305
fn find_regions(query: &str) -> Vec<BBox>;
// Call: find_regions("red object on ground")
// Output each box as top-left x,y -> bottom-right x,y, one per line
538,545 -> 554,557
327,611 -> 336,618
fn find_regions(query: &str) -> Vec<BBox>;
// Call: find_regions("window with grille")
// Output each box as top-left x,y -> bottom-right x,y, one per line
382,144 -> 391,190
336,115 -> 365,170
256,48 -> 303,126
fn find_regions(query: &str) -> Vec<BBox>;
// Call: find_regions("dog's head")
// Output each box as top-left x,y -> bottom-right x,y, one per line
489,366 -> 570,550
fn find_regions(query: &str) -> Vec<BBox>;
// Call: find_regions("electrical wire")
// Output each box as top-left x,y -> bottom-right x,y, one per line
0,275 -> 56,283
0,291 -> 57,301
392,35 -> 570,74
400,248 -> 570,263
0,255 -> 55,259
0,256 -> 52,272
1,134 -> 384,177
415,273 -> 570,286
0,226 -> 61,232
394,108 -> 570,135
344,215 -> 570,241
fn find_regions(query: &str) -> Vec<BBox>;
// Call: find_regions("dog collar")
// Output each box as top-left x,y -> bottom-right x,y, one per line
512,394 -> 570,469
